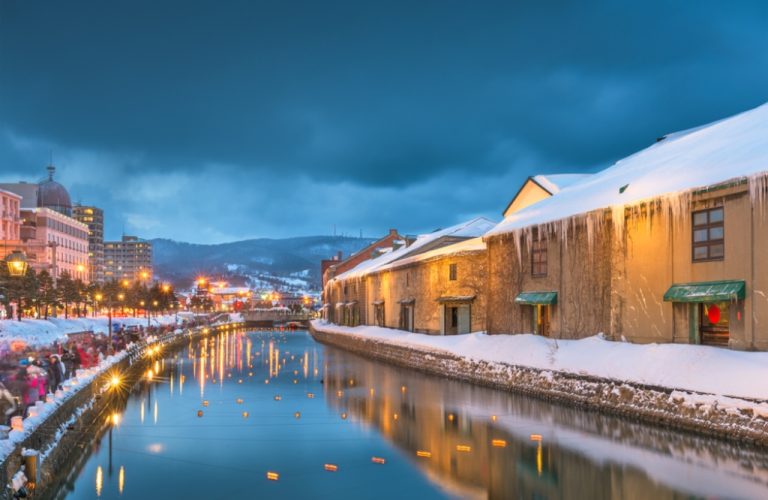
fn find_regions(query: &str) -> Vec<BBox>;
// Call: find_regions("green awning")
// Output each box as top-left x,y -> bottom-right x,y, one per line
663,280 -> 746,303
515,291 -> 557,305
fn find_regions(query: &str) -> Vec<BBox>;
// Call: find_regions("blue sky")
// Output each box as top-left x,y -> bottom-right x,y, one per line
1,0 -> 767,243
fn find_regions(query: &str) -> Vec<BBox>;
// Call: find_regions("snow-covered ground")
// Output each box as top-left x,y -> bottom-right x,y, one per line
311,321 -> 768,401
0,315 -> 180,349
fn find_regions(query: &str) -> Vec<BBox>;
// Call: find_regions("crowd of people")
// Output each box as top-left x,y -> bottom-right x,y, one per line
0,321 -> 195,426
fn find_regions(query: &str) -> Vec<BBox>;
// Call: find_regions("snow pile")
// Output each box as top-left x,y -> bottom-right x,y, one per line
311,321 -> 768,401
377,237 -> 486,271
532,173 -> 592,194
0,315 -> 180,349
488,101 -> 768,237
334,217 -> 496,280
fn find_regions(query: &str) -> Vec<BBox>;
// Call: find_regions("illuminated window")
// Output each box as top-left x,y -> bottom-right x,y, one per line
692,207 -> 724,262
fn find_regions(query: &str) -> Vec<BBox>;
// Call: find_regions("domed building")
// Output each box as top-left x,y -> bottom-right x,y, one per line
37,165 -> 73,216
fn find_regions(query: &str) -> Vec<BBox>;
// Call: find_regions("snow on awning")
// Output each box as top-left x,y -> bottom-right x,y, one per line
334,302 -> 345,309
372,300 -> 385,305
663,280 -> 745,303
436,295 -> 476,303
344,301 -> 358,307
515,291 -> 558,305
398,298 -> 415,305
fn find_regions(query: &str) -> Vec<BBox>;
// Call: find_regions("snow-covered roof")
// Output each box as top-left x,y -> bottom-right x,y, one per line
531,174 -> 592,195
380,237 -> 486,272
210,287 -> 251,295
332,217 -> 496,280
488,101 -> 768,237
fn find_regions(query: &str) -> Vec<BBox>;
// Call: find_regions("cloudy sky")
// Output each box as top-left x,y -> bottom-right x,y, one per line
1,0 -> 767,243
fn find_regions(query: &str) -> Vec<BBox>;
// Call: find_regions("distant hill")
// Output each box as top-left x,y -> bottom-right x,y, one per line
151,236 -> 376,292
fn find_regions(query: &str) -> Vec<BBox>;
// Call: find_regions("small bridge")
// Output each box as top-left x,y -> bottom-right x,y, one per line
242,310 -> 313,328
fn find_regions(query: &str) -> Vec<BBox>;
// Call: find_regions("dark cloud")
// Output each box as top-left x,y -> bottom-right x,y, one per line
0,0 -> 767,242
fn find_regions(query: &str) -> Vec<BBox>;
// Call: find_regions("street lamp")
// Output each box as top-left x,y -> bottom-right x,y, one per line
5,251 -> 28,277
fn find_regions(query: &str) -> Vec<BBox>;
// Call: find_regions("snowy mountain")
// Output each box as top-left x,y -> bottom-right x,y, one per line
151,236 -> 376,291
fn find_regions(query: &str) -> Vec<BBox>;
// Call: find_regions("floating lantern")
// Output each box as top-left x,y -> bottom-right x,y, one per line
456,445 -> 471,452
266,471 -> 279,481
293,370 -> 298,376
393,413 -> 398,420
11,416 -> 23,432
227,373 -> 232,378
294,412 -> 301,419
264,379 -> 270,384
248,372 -> 253,377
203,400 -> 209,407
236,398 -> 244,404
242,412 -> 249,418
341,413 -> 347,420
401,386 -> 406,393
371,457 -> 386,465
416,450 -> 431,458
238,379 -> 243,384
306,393 -> 315,399
324,464 -> 338,472
27,407 -> 39,418
274,395 -> 281,401
336,391 -> 343,398
491,439 -> 507,448
197,410 -> 204,417
293,380 -> 298,384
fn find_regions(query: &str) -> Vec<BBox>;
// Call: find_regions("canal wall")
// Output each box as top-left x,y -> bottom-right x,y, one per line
309,323 -> 768,448
0,322 -> 245,499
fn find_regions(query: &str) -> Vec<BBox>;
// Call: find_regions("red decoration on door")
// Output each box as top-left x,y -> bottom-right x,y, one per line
708,304 -> 721,324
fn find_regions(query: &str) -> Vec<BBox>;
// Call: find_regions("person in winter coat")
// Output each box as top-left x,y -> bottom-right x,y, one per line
47,355 -> 63,393
0,382 -> 17,425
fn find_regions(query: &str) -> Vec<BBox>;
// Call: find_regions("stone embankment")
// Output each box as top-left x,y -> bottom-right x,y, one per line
0,321 -> 245,499
309,323 -> 768,447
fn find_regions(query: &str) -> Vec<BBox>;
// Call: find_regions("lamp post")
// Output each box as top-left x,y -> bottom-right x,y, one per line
1,251 -> 28,321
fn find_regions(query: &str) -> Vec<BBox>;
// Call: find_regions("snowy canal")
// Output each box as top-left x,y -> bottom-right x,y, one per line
55,328 -> 768,499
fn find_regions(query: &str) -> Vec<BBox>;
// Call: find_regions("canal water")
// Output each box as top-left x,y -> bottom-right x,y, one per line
55,328 -> 768,499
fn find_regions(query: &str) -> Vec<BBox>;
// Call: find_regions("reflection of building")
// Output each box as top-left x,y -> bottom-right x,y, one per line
73,205 -> 105,283
322,347 -> 762,499
2,167 -> 89,281
0,189 -> 22,260
104,235 -> 153,282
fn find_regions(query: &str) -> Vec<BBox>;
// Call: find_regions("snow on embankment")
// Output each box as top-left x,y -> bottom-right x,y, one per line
0,315 -> 179,349
311,321 -> 768,401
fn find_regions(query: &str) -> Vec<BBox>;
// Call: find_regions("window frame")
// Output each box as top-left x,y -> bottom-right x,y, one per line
531,238 -> 548,277
692,206 -> 725,262
448,263 -> 457,281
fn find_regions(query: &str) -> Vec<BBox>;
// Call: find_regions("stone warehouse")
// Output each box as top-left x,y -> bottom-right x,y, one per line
324,102 -> 768,350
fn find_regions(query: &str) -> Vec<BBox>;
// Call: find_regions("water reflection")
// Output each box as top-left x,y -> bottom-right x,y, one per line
323,348 -> 768,499
52,329 -> 768,500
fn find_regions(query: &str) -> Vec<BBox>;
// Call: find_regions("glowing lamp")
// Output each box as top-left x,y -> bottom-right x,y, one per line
491,439 -> 507,448
274,395 -> 281,401
203,400 -> 209,407
197,410 -> 204,417
530,434 -> 543,442
236,398 -> 244,404
294,412 -> 301,419
242,411 -> 249,418
266,472 -> 279,481
416,450 -> 431,458
11,415 -> 24,432
5,251 -> 28,277
456,445 -> 471,452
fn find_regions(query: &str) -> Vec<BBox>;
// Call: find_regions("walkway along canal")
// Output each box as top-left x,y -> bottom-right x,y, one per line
37,327 -> 768,498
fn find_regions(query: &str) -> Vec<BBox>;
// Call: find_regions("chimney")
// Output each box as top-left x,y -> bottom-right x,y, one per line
336,251 -> 342,261
389,228 -> 397,236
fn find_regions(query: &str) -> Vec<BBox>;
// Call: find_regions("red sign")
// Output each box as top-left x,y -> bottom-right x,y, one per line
707,304 -> 721,324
